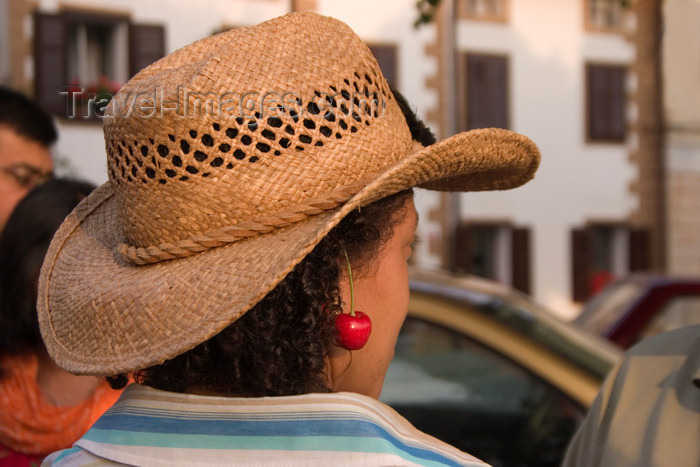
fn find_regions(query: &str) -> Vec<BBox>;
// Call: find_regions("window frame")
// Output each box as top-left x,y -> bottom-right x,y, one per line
62,10 -> 130,94
33,9 -> 165,120
366,42 -> 399,90
584,0 -> 627,33
458,0 -> 510,23
585,62 -> 628,142
571,223 -> 649,302
459,52 -> 510,132
454,221 -> 531,294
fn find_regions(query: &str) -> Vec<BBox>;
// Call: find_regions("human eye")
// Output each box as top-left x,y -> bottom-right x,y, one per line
4,164 -> 50,189
411,235 -> 422,249
406,235 -> 421,259
6,165 -> 32,187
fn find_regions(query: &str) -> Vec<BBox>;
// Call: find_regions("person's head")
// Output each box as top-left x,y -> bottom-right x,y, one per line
118,89 -> 437,399
0,87 -> 56,231
114,189 -> 415,398
37,13 -> 540,399
0,178 -> 95,375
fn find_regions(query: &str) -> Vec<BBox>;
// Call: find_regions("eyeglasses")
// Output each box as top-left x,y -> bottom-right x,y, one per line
0,163 -> 54,189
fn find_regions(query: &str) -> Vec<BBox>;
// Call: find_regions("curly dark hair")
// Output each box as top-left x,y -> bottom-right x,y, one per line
0,179 -> 95,378
108,189 -> 413,396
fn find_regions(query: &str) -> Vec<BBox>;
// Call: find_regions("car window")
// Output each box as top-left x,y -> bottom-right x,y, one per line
381,317 -> 586,467
638,295 -> 700,342
410,279 -> 620,379
576,280 -> 645,333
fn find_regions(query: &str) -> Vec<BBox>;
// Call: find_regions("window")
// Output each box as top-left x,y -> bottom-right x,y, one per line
367,43 -> 398,89
585,0 -> 626,32
66,14 -> 129,95
34,11 -> 165,118
382,316 -> 585,466
462,53 -> 509,131
459,0 -> 509,22
454,222 -> 531,293
571,224 -> 649,302
586,63 -> 627,142
639,296 -> 700,342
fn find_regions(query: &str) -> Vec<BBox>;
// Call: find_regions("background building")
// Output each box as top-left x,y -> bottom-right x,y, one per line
663,0 -> 700,278
2,0 -> 696,319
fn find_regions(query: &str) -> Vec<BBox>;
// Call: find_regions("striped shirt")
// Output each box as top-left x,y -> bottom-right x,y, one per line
42,384 -> 488,466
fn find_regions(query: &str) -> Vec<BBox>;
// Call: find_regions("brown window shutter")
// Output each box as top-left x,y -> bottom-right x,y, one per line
453,223 -> 474,275
129,24 -> 166,77
511,227 -> 531,294
586,64 -> 626,141
572,227 -> 593,302
466,54 -> 509,130
367,44 -> 398,89
33,12 -> 67,116
629,227 -> 650,271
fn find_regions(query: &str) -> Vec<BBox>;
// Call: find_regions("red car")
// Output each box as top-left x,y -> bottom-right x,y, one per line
575,274 -> 700,348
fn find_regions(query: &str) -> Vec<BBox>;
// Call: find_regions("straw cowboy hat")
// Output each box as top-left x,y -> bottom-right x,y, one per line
38,12 -> 540,375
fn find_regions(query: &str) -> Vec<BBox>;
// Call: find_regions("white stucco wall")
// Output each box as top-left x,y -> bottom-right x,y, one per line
32,0 -> 639,319
450,0 -> 636,318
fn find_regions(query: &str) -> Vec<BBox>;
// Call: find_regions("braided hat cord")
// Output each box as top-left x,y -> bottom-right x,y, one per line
117,178 -> 370,264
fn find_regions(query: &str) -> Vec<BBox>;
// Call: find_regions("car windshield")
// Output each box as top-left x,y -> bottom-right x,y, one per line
409,276 -> 620,380
575,280 -> 646,334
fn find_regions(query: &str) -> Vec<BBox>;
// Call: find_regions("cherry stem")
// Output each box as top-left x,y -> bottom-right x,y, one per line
343,249 -> 355,317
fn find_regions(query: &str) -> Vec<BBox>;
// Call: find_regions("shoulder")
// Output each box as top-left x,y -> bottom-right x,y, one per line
330,392 -> 490,466
54,388 -> 490,467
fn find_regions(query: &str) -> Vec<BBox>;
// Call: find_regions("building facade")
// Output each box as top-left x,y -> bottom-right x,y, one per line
418,0 -> 644,318
663,0 -> 700,277
3,0 -> 685,319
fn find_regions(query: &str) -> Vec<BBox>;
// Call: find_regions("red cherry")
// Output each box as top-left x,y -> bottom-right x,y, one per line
335,311 -> 371,350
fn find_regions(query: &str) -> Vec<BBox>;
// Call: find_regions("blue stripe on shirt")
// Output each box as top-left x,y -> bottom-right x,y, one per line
87,413 -> 462,466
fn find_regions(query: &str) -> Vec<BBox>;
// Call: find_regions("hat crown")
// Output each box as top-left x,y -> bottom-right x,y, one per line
103,12 -> 411,252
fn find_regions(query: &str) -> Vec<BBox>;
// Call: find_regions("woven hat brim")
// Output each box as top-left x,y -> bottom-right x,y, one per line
38,127 -> 540,375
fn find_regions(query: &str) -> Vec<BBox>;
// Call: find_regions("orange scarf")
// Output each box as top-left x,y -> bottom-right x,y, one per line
0,353 -> 122,455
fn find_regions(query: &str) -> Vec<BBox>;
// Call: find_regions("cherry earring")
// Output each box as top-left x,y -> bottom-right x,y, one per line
334,249 -> 372,350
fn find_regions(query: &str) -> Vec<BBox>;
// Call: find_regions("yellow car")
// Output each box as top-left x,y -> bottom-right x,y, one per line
380,269 -> 622,467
